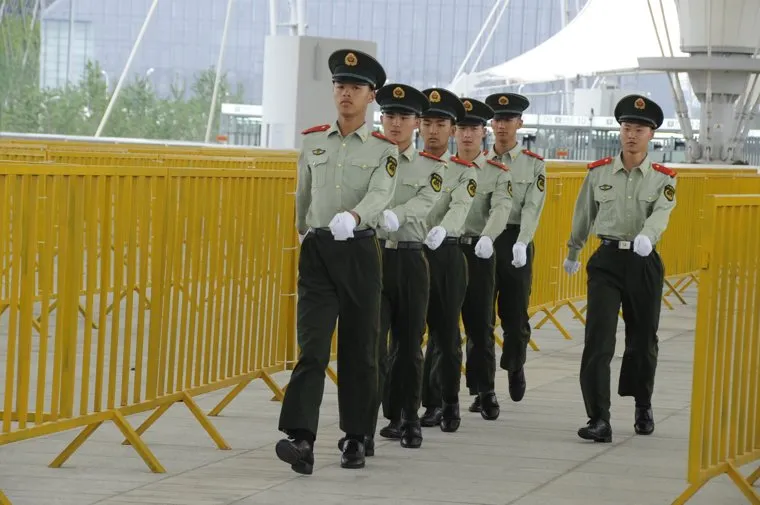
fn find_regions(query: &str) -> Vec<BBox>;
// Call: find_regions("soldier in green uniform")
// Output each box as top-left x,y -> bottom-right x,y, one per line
456,97 -> 513,421
276,48 -> 398,474
417,88 -> 474,431
367,83 -> 444,449
564,94 -> 677,443
484,93 -> 547,404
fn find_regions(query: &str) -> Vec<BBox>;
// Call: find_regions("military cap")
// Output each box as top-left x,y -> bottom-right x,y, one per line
376,83 -> 430,116
485,93 -> 530,118
614,94 -> 664,129
421,87 -> 467,122
457,97 -> 494,126
328,49 -> 386,89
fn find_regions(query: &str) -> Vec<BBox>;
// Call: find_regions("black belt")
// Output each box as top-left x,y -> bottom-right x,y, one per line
505,224 -> 520,230
379,239 -> 423,250
599,238 -> 634,250
457,236 -> 481,245
442,237 -> 460,245
312,228 -> 376,240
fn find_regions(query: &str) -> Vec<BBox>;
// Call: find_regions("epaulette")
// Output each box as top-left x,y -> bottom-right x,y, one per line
450,156 -> 474,167
522,149 -> 544,161
482,149 -> 489,156
652,162 -> 677,177
372,131 -> 397,145
487,159 -> 508,171
587,157 -> 613,170
301,124 -> 330,135
419,151 -> 443,162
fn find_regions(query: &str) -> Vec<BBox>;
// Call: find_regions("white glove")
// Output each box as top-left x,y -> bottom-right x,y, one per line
564,259 -> 581,275
424,226 -> 447,250
474,236 -> 494,259
633,234 -> 652,257
381,209 -> 400,232
512,241 -> 528,268
328,212 -> 357,241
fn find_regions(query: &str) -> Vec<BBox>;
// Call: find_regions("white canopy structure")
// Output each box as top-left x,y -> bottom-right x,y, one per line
451,0 -> 685,93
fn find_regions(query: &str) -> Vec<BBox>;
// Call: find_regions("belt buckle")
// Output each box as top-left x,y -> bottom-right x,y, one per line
460,237 -> 472,245
384,240 -> 398,250
618,240 -> 631,250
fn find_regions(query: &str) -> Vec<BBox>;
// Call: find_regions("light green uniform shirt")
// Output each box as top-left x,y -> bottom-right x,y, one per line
425,151 -> 478,238
373,144 -> 445,242
461,150 -> 514,241
566,154 -> 677,261
486,144 -> 547,244
295,122 -> 399,234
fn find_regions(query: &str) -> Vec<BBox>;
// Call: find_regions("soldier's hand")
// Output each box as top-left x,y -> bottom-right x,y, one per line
512,242 -> 528,268
563,259 -> 581,275
328,212 -> 357,241
380,209 -> 400,232
474,236 -> 494,259
633,234 -> 652,257
424,226 -> 447,250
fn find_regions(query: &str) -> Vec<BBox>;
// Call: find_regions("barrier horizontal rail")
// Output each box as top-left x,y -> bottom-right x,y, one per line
673,194 -> 760,505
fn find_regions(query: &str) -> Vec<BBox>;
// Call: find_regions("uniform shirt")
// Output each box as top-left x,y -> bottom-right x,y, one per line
486,144 -> 547,244
373,144 -> 445,242
567,154 -> 677,261
425,151 -> 478,238
295,122 -> 399,234
461,150 -> 513,241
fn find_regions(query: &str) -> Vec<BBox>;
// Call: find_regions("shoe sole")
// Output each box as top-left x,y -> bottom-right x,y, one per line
341,459 -> 366,469
420,419 -> 441,427
480,410 -> 500,421
275,440 -> 313,475
634,427 -> 654,435
400,440 -> 422,449
577,431 -> 612,443
440,420 -> 460,433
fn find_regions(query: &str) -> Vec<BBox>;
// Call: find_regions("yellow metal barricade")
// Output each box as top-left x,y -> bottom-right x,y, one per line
673,194 -> 760,505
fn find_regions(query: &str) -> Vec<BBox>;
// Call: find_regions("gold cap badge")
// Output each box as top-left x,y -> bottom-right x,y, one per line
463,100 -> 473,112
393,86 -> 405,99
429,90 -> 441,103
344,52 -> 358,66
634,97 -> 646,110
498,95 -> 509,105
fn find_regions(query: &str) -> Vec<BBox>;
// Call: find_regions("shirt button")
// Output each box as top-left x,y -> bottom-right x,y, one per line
336,185 -> 340,188
628,196 -> 632,199
342,143 -> 346,147
338,163 -> 342,167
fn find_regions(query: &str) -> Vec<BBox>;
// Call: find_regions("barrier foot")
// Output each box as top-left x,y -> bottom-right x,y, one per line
662,294 -> 675,311
122,402 -> 172,445
262,372 -> 285,402
539,307 -> 573,340
326,365 -> 338,386
664,278 -> 687,306
671,479 -> 709,505
727,462 -> 760,504
495,335 -> 504,347
678,273 -> 698,294
208,376 -> 255,416
567,301 -> 587,325
0,489 -> 11,505
270,383 -> 288,402
180,392 -> 231,450
534,304 -> 561,329
748,465 -> 760,485
528,338 -> 540,352
50,421 -> 104,469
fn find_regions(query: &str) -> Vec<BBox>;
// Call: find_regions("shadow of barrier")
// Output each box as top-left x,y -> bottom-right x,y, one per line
672,194 -> 760,505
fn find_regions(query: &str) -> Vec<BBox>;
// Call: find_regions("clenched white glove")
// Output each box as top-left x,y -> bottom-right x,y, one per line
328,211 -> 357,241
564,259 -> 581,275
512,241 -> 528,268
474,236 -> 494,259
425,226 -> 447,250
633,234 -> 652,257
381,209 -> 400,232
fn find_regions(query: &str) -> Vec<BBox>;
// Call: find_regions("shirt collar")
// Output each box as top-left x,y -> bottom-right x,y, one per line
401,143 -> 416,161
613,152 -> 651,175
327,121 -> 370,142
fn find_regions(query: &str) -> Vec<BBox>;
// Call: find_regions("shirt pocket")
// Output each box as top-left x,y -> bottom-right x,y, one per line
307,153 -> 329,188
593,186 -> 616,226
637,187 -> 659,213
398,176 -> 427,202
512,177 -> 531,203
344,159 -> 378,191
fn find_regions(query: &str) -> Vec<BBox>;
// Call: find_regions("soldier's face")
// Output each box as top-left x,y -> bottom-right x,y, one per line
454,124 -> 485,150
420,117 -> 454,151
620,122 -> 654,154
491,116 -> 522,141
381,112 -> 419,144
333,82 -> 375,116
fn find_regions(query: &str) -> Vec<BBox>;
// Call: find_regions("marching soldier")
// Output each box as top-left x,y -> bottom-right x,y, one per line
456,97 -> 513,421
484,93 -> 546,404
367,83 -> 443,449
418,88 -> 474,431
564,94 -> 676,442
276,48 -> 398,473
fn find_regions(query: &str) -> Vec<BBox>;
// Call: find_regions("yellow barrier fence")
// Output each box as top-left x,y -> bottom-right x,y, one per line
673,194 -> 760,504
0,163 -> 299,473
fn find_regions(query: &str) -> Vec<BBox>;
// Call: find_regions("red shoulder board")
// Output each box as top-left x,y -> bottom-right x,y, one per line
652,163 -> 677,177
587,157 -> 613,170
487,159 -> 508,171
482,149 -> 489,155
419,151 -> 443,162
449,156 -> 474,167
372,131 -> 397,144
301,124 -> 330,135
522,149 -> 544,161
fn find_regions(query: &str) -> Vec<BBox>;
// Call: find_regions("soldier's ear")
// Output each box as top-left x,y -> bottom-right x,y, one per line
368,89 -> 376,104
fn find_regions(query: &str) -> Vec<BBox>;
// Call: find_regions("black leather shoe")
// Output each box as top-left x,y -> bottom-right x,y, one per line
420,407 -> 443,427
340,438 -> 366,469
480,392 -> 500,420
275,438 -> 314,475
400,420 -> 423,448
468,395 -> 482,413
338,435 -> 374,456
440,402 -> 461,433
379,419 -> 402,439
508,367 -> 526,402
634,407 -> 655,435
577,419 -> 612,443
